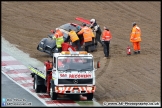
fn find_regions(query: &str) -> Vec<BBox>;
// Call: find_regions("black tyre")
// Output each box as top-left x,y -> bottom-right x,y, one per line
50,80 -> 57,100
41,85 -> 47,93
37,45 -> 44,52
87,93 -> 93,100
34,75 -> 41,93
37,45 -> 39,50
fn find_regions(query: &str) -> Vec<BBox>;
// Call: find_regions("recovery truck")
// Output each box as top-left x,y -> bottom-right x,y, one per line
29,48 -> 100,100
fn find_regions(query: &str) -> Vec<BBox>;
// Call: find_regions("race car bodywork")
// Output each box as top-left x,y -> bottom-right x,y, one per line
37,17 -> 91,56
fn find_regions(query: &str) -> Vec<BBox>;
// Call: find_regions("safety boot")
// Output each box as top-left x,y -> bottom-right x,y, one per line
134,51 -> 137,54
138,51 -> 140,54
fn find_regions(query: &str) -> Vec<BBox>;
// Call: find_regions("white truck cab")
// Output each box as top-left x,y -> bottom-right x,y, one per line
50,51 -> 96,100
30,50 -> 100,100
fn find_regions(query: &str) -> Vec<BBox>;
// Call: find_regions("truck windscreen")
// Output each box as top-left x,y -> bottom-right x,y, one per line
57,56 -> 93,71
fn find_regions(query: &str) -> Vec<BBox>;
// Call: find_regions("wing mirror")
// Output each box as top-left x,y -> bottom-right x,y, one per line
97,61 -> 100,68
52,68 -> 56,71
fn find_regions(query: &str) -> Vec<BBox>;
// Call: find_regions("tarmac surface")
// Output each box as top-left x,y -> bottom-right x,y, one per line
2,73 -> 45,106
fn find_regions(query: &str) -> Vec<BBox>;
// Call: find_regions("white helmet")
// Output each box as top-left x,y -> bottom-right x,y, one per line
90,18 -> 96,23
55,28 -> 59,31
132,22 -> 136,27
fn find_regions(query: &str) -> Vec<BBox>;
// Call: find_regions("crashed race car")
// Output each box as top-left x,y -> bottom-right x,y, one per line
37,17 -> 91,56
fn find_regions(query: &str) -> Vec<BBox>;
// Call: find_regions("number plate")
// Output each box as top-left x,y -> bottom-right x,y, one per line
74,90 -> 78,93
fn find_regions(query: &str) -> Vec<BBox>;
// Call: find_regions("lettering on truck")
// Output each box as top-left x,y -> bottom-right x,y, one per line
59,73 -> 92,78
60,74 -> 68,78
69,74 -> 92,78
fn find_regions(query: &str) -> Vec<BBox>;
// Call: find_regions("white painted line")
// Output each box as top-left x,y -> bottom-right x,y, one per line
2,56 -> 17,61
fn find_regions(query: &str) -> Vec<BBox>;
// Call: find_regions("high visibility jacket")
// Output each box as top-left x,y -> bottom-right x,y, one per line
77,26 -> 92,42
102,30 -> 112,41
68,30 -> 79,42
54,36 -> 64,48
130,25 -> 141,42
90,28 -> 95,38
55,29 -> 63,38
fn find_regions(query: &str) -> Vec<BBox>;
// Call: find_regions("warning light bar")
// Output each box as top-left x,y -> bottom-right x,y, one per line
61,51 -> 70,55
79,51 -> 88,54
61,51 -> 88,55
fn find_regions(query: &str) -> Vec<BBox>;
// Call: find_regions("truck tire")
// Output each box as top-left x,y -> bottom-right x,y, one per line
41,85 -> 47,93
50,80 -> 57,100
87,93 -> 93,100
34,75 -> 41,93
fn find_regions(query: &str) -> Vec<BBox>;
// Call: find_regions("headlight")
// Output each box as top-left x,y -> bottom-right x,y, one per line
87,87 -> 92,90
58,87 -> 63,91
39,47 -> 42,49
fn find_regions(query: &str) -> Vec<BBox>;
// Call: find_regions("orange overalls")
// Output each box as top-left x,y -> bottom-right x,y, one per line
78,26 -> 92,43
102,29 -> 112,57
78,26 -> 92,52
55,29 -> 63,38
130,25 -> 141,53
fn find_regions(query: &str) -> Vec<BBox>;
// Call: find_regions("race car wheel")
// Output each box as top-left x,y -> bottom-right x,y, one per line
37,45 -> 39,50
87,93 -> 93,100
34,75 -> 41,93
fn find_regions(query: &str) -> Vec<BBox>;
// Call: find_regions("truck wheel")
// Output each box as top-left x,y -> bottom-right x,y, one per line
50,85 -> 57,100
50,80 -> 57,100
34,75 -> 41,93
41,85 -> 47,93
87,93 -> 93,100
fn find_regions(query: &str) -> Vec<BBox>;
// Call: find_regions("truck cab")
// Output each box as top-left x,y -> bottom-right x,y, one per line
30,50 -> 100,101
49,51 -> 96,100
